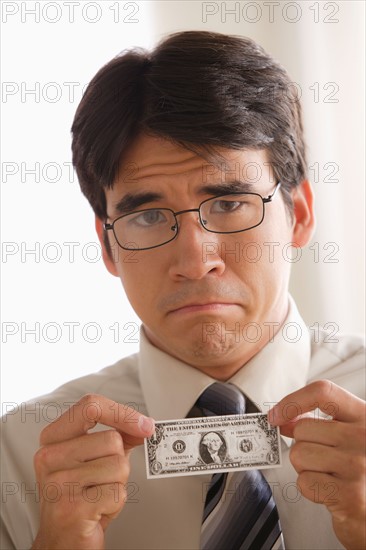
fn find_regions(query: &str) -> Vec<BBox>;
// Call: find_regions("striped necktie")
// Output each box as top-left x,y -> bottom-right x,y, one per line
189,382 -> 285,550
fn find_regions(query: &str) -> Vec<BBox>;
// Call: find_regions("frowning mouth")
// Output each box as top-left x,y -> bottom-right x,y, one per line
169,302 -> 239,315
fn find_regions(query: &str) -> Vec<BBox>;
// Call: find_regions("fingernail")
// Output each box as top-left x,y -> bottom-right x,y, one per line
139,415 -> 155,434
267,405 -> 280,425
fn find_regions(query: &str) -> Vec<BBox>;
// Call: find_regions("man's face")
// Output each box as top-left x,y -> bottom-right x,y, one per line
203,433 -> 223,452
98,134 -> 314,379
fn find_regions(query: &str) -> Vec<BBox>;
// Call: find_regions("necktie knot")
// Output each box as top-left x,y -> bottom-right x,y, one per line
196,382 -> 246,416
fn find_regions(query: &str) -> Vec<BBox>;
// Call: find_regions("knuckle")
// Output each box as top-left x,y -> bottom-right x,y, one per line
39,424 -> 52,446
313,379 -> 334,399
292,420 -> 305,440
78,394 -> 102,427
104,429 -> 124,452
116,456 -> 130,482
33,446 -> 50,475
79,393 -> 101,408
351,480 -> 366,508
115,481 -> 128,503
348,453 -> 366,475
292,417 -> 314,440
107,483 -> 126,517
289,442 -> 304,469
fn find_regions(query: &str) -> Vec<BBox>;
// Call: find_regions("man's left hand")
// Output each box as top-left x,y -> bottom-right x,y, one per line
269,380 -> 366,550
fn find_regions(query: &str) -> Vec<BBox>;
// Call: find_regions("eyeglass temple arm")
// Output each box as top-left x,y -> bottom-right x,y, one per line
263,182 -> 281,203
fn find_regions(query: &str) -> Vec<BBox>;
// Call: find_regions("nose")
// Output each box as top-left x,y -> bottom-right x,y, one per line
168,212 -> 226,281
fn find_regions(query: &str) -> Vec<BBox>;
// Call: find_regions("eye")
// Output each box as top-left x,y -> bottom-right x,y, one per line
129,209 -> 168,227
210,199 -> 248,213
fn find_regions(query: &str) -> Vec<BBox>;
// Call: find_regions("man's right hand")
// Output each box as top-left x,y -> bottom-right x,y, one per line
31,394 -> 155,550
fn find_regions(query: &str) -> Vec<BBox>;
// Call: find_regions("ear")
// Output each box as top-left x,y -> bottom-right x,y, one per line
95,216 -> 119,277
290,180 -> 316,247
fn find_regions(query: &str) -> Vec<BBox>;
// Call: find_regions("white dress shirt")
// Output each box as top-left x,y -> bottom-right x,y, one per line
1,297 -> 365,550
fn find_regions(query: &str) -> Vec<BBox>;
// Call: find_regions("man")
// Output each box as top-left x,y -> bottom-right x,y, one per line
200,432 -> 227,464
1,31 -> 365,550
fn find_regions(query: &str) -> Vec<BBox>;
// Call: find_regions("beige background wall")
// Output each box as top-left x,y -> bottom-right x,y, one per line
1,1 -> 364,408
147,1 -> 365,335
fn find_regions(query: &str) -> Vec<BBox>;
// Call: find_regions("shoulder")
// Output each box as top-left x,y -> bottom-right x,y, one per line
49,351 -> 145,406
308,327 -> 365,399
1,351 -> 146,444
309,326 -> 364,367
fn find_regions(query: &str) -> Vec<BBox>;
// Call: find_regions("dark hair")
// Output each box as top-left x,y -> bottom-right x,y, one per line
71,31 -> 307,254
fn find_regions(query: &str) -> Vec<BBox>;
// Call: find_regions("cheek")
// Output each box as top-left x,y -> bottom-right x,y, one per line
114,252 -> 161,311
224,223 -> 293,286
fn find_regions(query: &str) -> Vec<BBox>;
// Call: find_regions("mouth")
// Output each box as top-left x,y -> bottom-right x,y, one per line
168,302 -> 239,315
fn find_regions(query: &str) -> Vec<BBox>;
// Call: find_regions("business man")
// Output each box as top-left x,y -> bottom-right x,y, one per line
1,31 -> 365,550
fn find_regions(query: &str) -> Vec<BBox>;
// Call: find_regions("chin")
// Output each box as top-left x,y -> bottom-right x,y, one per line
184,332 -> 239,363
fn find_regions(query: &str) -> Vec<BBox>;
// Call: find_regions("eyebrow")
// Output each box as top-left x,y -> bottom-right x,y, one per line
199,180 -> 254,195
113,192 -> 164,216
112,180 -> 254,216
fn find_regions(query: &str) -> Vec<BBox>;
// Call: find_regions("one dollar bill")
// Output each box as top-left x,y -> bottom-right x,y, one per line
145,413 -> 281,479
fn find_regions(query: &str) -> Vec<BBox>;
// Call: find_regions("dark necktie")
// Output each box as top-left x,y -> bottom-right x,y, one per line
188,382 -> 285,550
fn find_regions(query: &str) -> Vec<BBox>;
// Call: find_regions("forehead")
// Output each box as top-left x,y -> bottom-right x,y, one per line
114,133 -> 271,186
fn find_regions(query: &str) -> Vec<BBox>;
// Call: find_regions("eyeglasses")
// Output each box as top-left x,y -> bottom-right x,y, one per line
104,182 -> 281,251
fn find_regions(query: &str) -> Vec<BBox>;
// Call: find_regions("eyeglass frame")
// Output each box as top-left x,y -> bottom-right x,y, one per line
103,182 -> 282,251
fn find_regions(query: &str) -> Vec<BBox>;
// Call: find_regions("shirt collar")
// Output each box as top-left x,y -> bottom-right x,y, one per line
138,295 -> 310,430
228,296 -> 310,412
138,327 -> 216,421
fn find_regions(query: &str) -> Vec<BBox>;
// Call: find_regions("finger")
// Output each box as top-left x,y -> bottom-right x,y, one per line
43,454 -> 130,489
268,380 -> 365,425
35,430 -> 128,474
296,471 -> 341,506
117,433 -> 145,454
289,441 -> 357,478
275,412 -> 314,438
296,471 -> 365,516
279,415 -> 335,440
40,394 -> 155,445
289,418 -> 363,449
